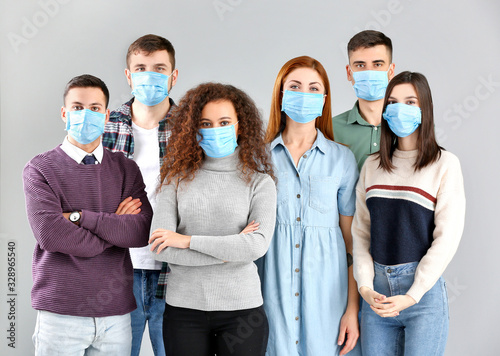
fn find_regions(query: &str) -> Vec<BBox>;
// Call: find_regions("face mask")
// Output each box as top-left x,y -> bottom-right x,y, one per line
131,71 -> 170,106
66,109 -> 106,144
281,90 -> 324,124
197,122 -> 238,158
383,103 -> 422,137
351,68 -> 389,101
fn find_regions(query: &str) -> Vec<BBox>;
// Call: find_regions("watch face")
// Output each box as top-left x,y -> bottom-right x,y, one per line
69,212 -> 80,222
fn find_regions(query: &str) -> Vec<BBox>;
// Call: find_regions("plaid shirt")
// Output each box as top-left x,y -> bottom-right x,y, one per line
103,97 -> 176,299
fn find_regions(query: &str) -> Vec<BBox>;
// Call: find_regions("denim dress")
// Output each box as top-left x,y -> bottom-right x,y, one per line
260,130 -> 361,356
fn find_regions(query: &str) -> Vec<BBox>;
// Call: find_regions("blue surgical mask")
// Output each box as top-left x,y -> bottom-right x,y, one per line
281,90 -> 325,124
65,109 -> 106,144
351,68 -> 389,101
197,122 -> 238,158
131,71 -> 170,106
383,103 -> 422,137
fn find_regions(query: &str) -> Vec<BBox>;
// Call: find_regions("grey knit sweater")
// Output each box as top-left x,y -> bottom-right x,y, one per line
151,150 -> 277,311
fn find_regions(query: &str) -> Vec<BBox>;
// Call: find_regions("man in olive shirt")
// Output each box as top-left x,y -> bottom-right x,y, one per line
333,30 -> 395,171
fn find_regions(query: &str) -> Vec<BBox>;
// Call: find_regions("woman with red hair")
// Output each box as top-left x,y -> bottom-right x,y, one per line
149,82 -> 276,356
260,56 -> 361,355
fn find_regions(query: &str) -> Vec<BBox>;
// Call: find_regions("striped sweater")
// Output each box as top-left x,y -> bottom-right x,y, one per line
352,149 -> 465,302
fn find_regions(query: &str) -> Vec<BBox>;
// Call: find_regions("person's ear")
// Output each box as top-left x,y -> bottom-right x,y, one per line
104,109 -> 110,125
170,68 -> 178,90
346,65 -> 354,84
388,63 -> 396,81
125,68 -> 132,88
61,106 -> 67,124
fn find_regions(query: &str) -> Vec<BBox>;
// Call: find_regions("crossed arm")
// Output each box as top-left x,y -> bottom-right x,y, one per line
149,176 -> 276,266
23,163 -> 152,258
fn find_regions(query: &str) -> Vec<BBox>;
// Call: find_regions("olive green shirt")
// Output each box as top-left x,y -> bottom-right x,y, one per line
332,102 -> 381,171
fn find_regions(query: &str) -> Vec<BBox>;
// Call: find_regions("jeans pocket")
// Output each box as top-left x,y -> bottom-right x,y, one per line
309,175 -> 339,213
442,279 -> 450,319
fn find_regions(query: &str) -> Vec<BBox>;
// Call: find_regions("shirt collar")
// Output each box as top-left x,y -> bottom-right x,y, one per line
270,129 -> 329,154
115,97 -> 177,126
347,101 -> 362,124
346,101 -> 375,127
270,133 -> 284,150
61,136 -> 104,164
312,129 -> 329,154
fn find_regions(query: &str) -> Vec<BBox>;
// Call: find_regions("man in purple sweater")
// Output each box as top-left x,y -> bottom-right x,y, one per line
23,74 -> 153,355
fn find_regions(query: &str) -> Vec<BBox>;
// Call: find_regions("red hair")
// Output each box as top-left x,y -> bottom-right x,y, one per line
265,56 -> 333,143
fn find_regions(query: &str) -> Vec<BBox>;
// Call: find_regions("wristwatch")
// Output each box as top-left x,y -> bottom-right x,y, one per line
69,211 -> 81,225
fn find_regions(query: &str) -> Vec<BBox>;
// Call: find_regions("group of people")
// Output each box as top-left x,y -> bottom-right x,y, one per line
23,30 -> 465,356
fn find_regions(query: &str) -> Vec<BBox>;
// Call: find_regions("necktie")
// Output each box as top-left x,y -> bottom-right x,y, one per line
82,154 -> 97,165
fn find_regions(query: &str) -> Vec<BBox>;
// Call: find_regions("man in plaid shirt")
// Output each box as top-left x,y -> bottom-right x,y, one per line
103,34 -> 177,356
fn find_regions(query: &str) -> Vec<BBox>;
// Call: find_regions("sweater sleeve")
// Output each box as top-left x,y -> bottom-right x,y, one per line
407,155 -> 466,302
23,163 -> 113,258
189,175 -> 277,262
78,166 -> 152,248
151,182 -> 225,266
352,162 -> 375,291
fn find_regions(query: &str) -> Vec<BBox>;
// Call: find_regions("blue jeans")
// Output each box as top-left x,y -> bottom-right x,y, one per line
33,310 -> 131,355
361,262 -> 449,356
131,269 -> 166,356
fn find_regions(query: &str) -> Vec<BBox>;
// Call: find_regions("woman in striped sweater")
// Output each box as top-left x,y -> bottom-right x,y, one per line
352,71 -> 466,355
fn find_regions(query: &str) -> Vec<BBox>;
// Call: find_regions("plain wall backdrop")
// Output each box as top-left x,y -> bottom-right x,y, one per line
1,0 -> 499,355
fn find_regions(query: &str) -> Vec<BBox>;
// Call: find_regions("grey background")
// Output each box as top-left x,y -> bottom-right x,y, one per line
1,0 -> 499,355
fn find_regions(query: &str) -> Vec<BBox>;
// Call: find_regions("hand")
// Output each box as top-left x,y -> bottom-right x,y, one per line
62,212 -> 71,220
370,295 -> 416,318
149,229 -> 191,253
240,220 -> 259,234
115,196 -> 142,215
337,308 -> 359,355
359,286 -> 397,318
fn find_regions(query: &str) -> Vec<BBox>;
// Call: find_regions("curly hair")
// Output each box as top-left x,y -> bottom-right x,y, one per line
160,82 -> 274,186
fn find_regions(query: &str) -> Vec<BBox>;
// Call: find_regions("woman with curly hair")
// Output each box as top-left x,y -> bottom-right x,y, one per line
259,56 -> 361,356
148,82 -> 276,356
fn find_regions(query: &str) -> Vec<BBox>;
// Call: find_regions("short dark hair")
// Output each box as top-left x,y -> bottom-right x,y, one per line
126,34 -> 176,69
63,74 -> 109,108
348,30 -> 393,62
377,71 -> 443,172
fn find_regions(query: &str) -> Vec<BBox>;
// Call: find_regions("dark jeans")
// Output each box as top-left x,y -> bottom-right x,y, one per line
163,304 -> 268,356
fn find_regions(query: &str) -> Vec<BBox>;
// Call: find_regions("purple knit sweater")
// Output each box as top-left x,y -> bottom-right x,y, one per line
23,145 -> 153,317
